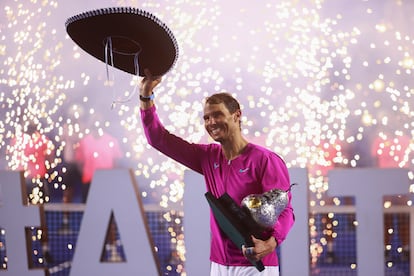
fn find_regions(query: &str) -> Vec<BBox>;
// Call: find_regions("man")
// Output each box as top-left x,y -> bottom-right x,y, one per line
139,69 -> 294,275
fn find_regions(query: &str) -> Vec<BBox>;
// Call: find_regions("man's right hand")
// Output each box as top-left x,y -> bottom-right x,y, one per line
140,68 -> 161,96
139,69 -> 161,109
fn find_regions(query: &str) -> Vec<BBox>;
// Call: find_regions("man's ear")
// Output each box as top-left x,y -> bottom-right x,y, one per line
234,109 -> 242,122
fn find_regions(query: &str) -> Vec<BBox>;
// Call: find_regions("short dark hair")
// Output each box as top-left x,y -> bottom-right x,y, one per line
205,92 -> 240,114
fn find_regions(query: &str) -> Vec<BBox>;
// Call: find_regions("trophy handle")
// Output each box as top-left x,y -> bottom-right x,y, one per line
287,182 -> 298,192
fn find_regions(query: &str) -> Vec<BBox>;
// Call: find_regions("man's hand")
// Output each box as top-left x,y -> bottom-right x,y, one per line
140,69 -> 161,97
242,235 -> 278,262
139,69 -> 161,109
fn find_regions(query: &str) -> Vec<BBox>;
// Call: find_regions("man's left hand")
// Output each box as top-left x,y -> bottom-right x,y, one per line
242,235 -> 277,262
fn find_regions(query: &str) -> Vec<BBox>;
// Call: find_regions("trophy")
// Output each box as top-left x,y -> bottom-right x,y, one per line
205,184 -> 296,272
241,184 -> 296,229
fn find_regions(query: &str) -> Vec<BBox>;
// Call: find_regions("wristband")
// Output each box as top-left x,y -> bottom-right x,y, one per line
139,93 -> 154,102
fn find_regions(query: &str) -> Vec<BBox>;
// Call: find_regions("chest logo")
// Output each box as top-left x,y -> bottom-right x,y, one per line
239,168 -> 250,173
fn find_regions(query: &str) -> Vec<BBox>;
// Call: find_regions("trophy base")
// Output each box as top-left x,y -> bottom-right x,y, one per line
205,192 -> 270,272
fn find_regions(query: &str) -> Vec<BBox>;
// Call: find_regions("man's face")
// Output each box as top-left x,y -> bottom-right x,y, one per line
203,102 -> 240,143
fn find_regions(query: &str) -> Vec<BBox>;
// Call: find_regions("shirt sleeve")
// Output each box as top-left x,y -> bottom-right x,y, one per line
140,105 -> 205,174
261,154 -> 295,246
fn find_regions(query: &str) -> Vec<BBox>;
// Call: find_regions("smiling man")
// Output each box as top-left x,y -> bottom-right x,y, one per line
139,69 -> 295,276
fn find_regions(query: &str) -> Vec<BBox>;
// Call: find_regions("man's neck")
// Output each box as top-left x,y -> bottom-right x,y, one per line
221,137 -> 248,161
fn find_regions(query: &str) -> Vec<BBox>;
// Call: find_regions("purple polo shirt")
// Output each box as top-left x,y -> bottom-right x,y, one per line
141,105 -> 294,267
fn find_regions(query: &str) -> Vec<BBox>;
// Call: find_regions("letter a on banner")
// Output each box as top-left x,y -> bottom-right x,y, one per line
70,169 -> 160,276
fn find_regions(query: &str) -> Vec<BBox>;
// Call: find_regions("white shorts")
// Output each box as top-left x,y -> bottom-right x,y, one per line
210,262 -> 280,276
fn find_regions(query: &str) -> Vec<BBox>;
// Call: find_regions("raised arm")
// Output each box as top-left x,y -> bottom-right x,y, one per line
138,69 -> 205,174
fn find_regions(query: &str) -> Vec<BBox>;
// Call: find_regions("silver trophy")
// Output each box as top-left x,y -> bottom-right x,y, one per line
241,184 -> 296,229
205,183 -> 296,272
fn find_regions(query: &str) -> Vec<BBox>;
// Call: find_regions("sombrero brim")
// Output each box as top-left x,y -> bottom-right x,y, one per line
65,7 -> 178,76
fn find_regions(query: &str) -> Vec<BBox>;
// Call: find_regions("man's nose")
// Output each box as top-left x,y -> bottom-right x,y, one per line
206,117 -> 216,125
